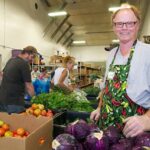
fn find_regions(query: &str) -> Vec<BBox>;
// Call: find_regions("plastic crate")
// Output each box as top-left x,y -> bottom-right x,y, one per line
53,110 -> 90,138
53,110 -> 67,125
53,124 -> 66,138
66,111 -> 90,122
53,111 -> 66,138
86,95 -> 97,100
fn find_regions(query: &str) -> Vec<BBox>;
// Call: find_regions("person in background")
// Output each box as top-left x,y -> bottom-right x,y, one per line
90,4 -> 150,138
31,66 -> 40,79
51,56 -> 75,92
39,68 -> 48,80
0,46 -> 37,113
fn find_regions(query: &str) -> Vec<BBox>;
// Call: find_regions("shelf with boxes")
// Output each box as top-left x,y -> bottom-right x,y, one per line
77,62 -> 102,88
50,55 -> 75,64
31,64 -> 58,72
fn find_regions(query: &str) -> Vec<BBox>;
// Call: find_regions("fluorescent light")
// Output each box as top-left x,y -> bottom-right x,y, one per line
108,7 -> 121,12
109,4 -> 131,12
73,40 -> 86,44
48,11 -> 67,17
112,39 -> 120,43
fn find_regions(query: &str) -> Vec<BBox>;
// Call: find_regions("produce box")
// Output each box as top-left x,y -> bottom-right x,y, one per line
0,112 -> 54,150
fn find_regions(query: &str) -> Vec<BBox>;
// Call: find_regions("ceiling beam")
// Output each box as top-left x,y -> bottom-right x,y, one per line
51,15 -> 70,39
66,39 -> 73,48
63,33 -> 73,45
43,0 -> 51,7
57,24 -> 72,43
120,0 -> 127,4
43,1 -> 68,38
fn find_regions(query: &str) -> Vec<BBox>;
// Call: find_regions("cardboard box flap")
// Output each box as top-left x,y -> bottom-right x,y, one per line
0,112 -> 52,132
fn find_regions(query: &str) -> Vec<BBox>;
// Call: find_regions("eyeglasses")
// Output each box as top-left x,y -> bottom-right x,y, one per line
113,21 -> 137,28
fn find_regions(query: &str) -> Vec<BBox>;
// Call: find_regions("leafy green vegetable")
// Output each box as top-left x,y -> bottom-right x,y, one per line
31,91 -> 94,112
53,85 -> 71,94
83,86 -> 100,96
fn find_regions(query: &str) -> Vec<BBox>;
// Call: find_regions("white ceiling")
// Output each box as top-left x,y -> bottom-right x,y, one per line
41,0 -> 149,47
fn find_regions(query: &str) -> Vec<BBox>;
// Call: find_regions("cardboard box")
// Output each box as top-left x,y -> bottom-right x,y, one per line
0,112 -> 53,150
50,55 -> 63,63
84,64 -> 91,67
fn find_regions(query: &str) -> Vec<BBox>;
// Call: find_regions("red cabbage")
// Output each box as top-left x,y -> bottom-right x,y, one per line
88,123 -> 100,132
104,126 -> 121,145
132,146 -> 144,150
110,143 -> 125,150
65,120 -> 90,141
52,133 -> 83,150
84,130 -> 109,150
110,138 -> 134,150
135,132 -> 150,147
119,138 -> 134,148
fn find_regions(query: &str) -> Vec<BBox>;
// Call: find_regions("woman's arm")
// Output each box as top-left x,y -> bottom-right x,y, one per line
58,69 -> 73,92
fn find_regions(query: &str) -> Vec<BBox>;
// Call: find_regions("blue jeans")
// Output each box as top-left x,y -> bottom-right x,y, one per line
0,105 -> 25,114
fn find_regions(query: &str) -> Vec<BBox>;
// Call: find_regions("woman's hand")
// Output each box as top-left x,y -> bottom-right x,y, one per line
123,115 -> 150,138
90,107 -> 101,122
68,85 -> 74,92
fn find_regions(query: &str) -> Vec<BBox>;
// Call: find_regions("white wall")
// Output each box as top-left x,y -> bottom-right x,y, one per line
0,0 -> 69,70
140,3 -> 150,39
70,45 -> 109,63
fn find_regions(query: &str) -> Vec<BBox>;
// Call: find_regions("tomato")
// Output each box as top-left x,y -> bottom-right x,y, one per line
31,104 -> 38,110
4,131 -> 13,137
33,109 -> 41,117
0,128 -> 5,137
46,111 -> 53,117
2,123 -> 9,131
24,131 -> 30,137
41,110 -> 47,116
16,128 -> 25,136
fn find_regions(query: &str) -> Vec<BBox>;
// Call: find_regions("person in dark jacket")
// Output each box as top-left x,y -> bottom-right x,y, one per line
0,46 -> 37,113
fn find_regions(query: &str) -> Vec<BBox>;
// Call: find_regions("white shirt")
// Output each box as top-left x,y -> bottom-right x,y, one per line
53,67 -> 69,86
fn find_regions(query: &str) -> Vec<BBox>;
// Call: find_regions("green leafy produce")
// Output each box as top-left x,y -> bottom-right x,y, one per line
83,86 -> 100,96
71,101 -> 94,112
31,91 -> 94,112
53,85 -> 71,94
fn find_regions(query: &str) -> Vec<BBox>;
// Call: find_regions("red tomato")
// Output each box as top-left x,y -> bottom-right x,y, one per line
16,128 -> 25,136
2,123 -> 9,131
0,128 -> 5,137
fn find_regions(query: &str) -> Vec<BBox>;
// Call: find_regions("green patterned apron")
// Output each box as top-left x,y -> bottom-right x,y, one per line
100,41 -> 146,130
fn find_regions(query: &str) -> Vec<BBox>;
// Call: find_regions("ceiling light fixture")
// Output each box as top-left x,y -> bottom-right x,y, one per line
109,3 -> 131,12
48,11 -> 67,17
73,40 -> 86,44
112,39 -> 120,43
108,7 -> 121,12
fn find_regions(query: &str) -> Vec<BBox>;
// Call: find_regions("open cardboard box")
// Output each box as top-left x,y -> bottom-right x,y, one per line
0,112 -> 54,150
